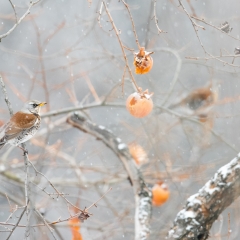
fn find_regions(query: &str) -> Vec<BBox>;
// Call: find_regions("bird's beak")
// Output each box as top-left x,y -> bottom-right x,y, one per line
146,51 -> 154,56
39,102 -> 47,107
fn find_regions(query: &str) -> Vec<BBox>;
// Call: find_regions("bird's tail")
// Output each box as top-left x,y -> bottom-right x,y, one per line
0,136 -> 6,150
0,143 -> 5,150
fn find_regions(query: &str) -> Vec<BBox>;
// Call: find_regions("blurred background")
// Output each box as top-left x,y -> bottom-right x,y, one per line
1,0 -> 240,239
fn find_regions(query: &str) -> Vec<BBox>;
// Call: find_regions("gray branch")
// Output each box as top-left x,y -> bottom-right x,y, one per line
168,153 -> 240,240
0,0 -> 41,41
67,112 -> 152,240
0,75 -> 31,238
6,204 -> 28,240
0,75 -> 13,116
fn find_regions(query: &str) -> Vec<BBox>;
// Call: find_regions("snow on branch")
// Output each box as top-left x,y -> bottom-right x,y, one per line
168,153 -> 240,240
67,112 -> 152,240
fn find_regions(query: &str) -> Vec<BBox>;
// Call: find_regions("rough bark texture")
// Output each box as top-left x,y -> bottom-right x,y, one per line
168,153 -> 240,240
67,112 -> 152,240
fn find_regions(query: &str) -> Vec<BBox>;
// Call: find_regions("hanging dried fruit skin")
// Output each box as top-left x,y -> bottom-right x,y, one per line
126,90 -> 153,118
152,182 -> 170,206
133,47 -> 153,74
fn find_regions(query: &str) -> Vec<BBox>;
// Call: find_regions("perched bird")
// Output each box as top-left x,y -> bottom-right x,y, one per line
0,100 -> 47,151
168,83 -> 218,119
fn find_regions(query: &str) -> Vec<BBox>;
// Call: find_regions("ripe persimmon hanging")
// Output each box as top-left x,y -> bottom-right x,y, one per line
129,143 -> 148,165
133,47 -> 153,74
126,89 -> 153,118
152,182 -> 170,206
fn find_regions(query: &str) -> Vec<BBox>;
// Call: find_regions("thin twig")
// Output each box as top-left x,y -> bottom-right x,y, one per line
0,75 -> 13,116
8,0 -> 18,24
86,187 -> 112,211
191,16 -> 240,42
35,209 -> 57,240
121,65 -> 127,95
178,0 -> 240,68
0,75 -> 32,238
41,99 -> 238,154
21,144 -> 31,238
156,47 -> 182,106
0,0 -> 41,41
67,112 -> 152,240
121,0 -> 141,49
153,0 -> 167,34
102,1 -> 140,92
6,204 -> 27,240
97,2 -> 103,28
5,193 -> 13,212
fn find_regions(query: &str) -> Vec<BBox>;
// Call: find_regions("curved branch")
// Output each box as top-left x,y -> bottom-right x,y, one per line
168,153 -> 240,240
155,48 -> 182,106
67,112 -> 152,240
0,0 -> 41,41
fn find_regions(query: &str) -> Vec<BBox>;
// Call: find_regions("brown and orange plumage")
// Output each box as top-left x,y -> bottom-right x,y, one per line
0,100 -> 46,150
5,112 -> 38,136
169,83 -> 218,112
180,87 -> 214,111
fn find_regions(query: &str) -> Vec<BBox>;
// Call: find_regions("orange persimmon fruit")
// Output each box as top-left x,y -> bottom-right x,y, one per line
126,90 -> 153,118
69,217 -> 83,240
133,47 -> 153,74
152,182 -> 170,206
129,143 -> 148,165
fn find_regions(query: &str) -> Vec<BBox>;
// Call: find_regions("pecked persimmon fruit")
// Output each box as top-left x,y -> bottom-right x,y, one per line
133,47 -> 153,74
152,182 -> 170,206
126,90 -> 153,118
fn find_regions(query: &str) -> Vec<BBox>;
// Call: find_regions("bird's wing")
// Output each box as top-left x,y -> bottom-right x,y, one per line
0,124 -> 8,144
0,124 -> 7,138
4,112 -> 38,141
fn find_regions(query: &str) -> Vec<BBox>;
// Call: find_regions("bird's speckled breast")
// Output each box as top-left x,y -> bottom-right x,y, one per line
8,117 -> 41,146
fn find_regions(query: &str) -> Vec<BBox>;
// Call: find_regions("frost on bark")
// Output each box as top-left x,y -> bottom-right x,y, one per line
168,154 -> 240,240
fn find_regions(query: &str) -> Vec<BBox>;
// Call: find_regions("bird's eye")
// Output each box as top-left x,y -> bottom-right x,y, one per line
32,103 -> 38,108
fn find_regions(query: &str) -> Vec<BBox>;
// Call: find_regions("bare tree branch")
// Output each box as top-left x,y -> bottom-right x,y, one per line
35,209 -> 58,240
121,0 -> 141,49
102,1 -> 140,92
168,153 -> 240,240
178,0 -> 240,68
67,112 -> 152,240
0,0 -> 41,41
0,74 -> 32,239
8,0 -> 18,24
6,204 -> 27,240
153,0 -> 167,34
0,75 -> 13,116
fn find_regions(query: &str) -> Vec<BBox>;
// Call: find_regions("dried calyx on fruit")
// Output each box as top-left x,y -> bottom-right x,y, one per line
126,89 -> 154,118
133,47 -> 154,74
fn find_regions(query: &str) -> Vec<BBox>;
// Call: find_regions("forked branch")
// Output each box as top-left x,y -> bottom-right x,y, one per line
0,0 -> 41,41
67,112 -> 152,240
